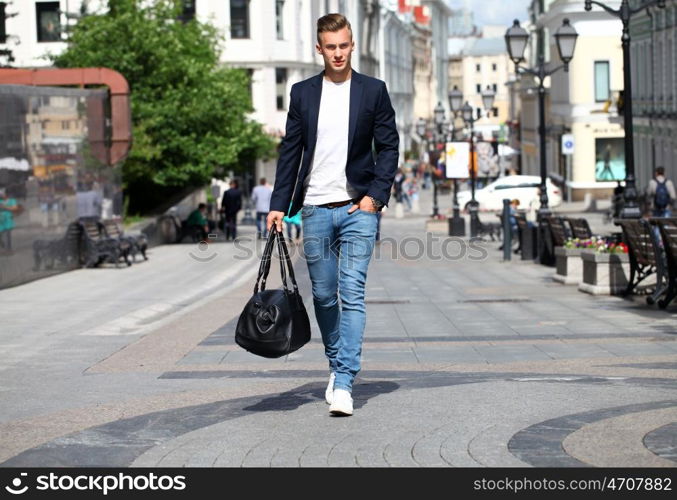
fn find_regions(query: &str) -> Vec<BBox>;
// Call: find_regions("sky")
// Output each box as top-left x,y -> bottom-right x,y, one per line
447,0 -> 532,28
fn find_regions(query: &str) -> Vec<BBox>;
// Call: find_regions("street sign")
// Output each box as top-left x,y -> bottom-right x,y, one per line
562,134 -> 574,155
445,142 -> 470,178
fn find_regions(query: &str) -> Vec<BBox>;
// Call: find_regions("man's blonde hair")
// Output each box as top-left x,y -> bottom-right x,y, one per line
317,13 -> 352,44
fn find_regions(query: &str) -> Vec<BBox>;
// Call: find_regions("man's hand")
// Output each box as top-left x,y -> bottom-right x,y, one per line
348,196 -> 377,214
267,211 -> 285,233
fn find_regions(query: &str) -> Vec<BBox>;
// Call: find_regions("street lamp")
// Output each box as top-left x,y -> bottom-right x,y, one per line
583,0 -> 666,218
431,101 -> 446,219
445,90 -> 466,237
505,18 -> 578,255
454,85 -> 495,238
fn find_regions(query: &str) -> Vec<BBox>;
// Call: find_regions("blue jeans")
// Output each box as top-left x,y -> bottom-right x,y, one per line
653,208 -> 672,218
301,204 -> 378,393
256,211 -> 269,238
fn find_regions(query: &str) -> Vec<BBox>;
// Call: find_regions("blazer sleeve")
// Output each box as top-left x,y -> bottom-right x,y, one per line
269,83 -> 304,214
366,81 -> 400,207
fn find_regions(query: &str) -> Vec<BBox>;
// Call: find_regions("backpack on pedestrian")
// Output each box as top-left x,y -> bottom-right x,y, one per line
654,180 -> 671,209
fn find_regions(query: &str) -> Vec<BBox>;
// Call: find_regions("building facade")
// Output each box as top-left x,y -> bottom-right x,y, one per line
630,0 -> 677,192
523,0 -> 624,200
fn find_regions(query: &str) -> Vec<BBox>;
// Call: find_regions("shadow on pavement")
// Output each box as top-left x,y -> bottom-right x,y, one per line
242,380 -> 400,412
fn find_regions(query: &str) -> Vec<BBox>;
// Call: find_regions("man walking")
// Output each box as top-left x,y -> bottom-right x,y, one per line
267,13 -> 399,416
647,166 -> 676,217
251,178 -> 272,239
221,180 -> 242,240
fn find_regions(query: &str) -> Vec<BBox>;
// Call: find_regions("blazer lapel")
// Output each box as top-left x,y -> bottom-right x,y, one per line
307,72 -> 324,150
348,70 -> 363,151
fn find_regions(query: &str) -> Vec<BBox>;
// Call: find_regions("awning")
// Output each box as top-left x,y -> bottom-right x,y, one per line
0,157 -> 30,171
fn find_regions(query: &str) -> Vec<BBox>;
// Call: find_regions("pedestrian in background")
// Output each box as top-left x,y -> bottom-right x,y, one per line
0,187 -> 20,253
266,13 -> 398,416
251,177 -> 272,239
647,166 -> 676,217
185,203 -> 209,242
221,180 -> 242,241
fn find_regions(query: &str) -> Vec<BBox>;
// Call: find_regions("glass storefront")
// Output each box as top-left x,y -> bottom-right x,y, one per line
0,84 -> 121,289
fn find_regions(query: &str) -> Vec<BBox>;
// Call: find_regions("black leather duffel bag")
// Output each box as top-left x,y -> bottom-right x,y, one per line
235,230 -> 310,358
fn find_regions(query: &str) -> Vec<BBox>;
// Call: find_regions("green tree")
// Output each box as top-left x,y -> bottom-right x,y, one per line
54,0 -> 275,212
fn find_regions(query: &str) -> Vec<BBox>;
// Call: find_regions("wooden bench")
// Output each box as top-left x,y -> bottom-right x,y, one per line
79,219 -> 131,268
615,218 -> 667,304
101,219 -> 148,262
515,213 -> 537,260
546,216 -> 570,247
475,213 -> 502,241
32,222 -> 82,271
565,217 -> 593,240
649,218 -> 677,309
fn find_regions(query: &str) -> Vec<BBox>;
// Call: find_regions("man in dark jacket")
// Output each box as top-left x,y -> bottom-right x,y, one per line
221,180 -> 242,240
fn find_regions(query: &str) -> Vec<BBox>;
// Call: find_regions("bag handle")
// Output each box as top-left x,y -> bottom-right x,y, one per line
254,230 -> 300,294
254,230 -> 277,293
275,230 -> 299,294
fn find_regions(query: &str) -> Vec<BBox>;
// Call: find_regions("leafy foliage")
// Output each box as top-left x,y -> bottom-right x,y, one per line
54,0 -> 275,212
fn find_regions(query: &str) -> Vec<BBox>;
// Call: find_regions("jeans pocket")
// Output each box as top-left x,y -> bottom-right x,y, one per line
301,205 -> 316,218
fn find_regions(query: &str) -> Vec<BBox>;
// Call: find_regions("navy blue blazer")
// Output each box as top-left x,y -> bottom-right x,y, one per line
269,70 -> 399,216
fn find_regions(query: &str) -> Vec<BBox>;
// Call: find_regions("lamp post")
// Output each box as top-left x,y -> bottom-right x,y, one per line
583,0 -> 665,218
447,85 -> 465,236
505,18 -> 578,219
416,117 -> 432,217
432,101 -> 446,219
454,87 -> 495,238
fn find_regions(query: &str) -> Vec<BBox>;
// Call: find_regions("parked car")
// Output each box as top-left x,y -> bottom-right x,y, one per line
456,175 -> 563,212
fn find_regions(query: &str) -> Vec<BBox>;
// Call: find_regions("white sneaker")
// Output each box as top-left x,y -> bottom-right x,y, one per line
329,388 -> 353,416
325,372 -> 336,405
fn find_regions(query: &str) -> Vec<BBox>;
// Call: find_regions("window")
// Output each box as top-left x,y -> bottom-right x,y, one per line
62,120 -> 70,130
179,1 -> 196,23
276,0 -> 284,40
276,67 -> 287,110
476,84 -> 481,93
594,61 -> 610,102
475,63 -> 480,72
36,2 -> 61,42
230,0 -> 249,39
492,63 -> 497,71
0,2 -> 7,44
492,107 -> 499,117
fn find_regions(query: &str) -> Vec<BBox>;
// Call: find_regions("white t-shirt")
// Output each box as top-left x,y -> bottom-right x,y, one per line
303,78 -> 360,205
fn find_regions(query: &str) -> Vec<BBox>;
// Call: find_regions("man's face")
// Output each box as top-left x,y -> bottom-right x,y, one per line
316,27 -> 354,75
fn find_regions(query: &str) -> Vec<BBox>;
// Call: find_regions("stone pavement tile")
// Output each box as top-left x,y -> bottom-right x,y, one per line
599,342 -> 676,357
509,325 -> 575,337
534,343 -> 617,360
453,324 -> 518,336
414,346 -> 486,364
656,342 -> 677,353
285,348 -> 325,365
474,344 -> 553,363
220,350 -> 288,366
362,349 -> 418,364
365,329 -> 410,338
176,350 -> 228,365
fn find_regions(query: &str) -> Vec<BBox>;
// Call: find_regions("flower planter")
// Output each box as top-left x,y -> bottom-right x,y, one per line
553,247 -> 583,285
577,250 -> 630,296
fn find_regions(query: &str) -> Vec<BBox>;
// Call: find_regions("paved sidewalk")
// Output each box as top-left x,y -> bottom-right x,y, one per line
0,189 -> 676,467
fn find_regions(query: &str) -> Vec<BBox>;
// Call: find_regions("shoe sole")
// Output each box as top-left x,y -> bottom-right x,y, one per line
329,406 -> 353,416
